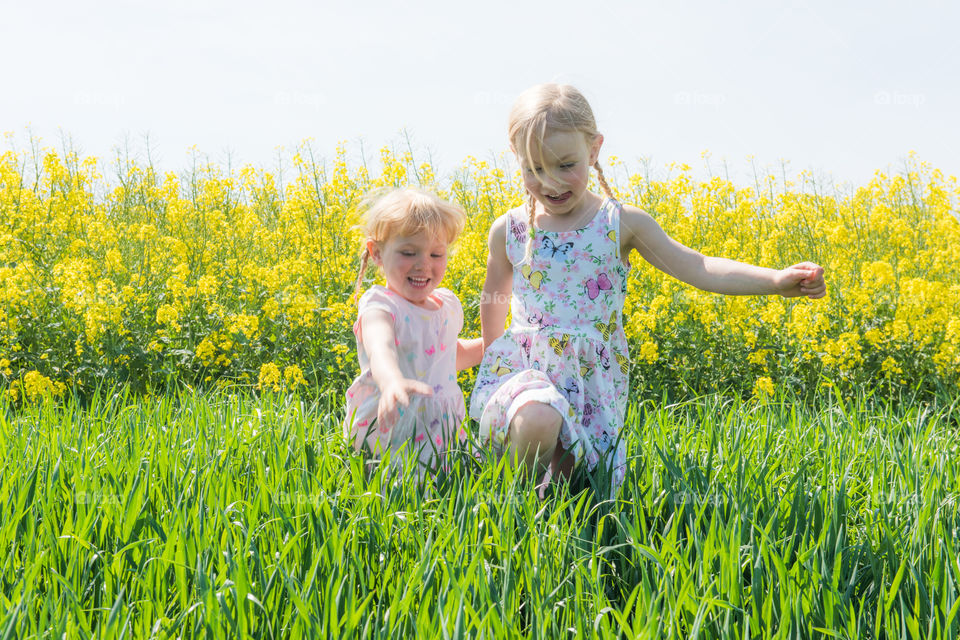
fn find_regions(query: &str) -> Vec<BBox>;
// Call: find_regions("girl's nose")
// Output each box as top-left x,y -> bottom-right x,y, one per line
538,173 -> 561,191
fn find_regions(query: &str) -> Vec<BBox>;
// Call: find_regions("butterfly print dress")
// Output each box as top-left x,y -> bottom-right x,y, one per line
345,286 -> 467,477
469,198 -> 630,492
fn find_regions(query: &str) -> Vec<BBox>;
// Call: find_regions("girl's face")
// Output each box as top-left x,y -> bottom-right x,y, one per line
518,129 -> 603,220
368,230 -> 449,308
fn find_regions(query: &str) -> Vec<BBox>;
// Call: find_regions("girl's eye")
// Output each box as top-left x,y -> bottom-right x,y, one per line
561,163 -> 575,169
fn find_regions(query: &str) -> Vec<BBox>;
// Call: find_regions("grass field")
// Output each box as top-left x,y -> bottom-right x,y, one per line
2,388 -> 958,638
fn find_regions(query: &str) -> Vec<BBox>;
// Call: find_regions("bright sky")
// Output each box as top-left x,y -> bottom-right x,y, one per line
3,0 -> 958,188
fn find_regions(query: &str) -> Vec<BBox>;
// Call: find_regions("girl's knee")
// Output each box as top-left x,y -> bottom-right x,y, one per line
509,402 -> 562,453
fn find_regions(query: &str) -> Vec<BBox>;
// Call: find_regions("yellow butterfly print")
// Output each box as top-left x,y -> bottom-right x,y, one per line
615,353 -> 630,375
594,311 -> 618,340
490,356 -> 511,377
607,230 -> 616,242
549,334 -> 570,356
520,264 -> 545,290
580,365 -> 590,376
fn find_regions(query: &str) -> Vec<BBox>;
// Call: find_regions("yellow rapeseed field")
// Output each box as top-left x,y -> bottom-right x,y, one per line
1,142 -> 957,404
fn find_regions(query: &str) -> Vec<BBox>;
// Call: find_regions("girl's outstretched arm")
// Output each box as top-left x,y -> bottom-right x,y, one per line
621,205 -> 826,298
456,338 -> 484,370
359,309 -> 433,428
480,215 -> 514,347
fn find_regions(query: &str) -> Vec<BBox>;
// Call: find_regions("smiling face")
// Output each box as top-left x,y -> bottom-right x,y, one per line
368,230 -> 449,308
517,128 -> 603,221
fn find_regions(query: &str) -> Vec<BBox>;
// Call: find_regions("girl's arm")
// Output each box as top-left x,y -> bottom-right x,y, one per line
479,215 -> 514,347
456,338 -> 484,370
620,205 -> 826,298
359,309 -> 433,427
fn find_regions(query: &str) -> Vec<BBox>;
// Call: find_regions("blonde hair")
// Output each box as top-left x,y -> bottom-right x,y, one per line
353,187 -> 466,301
508,84 -> 615,260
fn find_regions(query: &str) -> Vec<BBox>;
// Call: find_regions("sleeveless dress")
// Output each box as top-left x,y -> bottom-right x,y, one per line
469,198 -> 630,492
344,285 -> 467,476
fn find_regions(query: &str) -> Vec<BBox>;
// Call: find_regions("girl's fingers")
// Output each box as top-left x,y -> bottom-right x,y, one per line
406,380 -> 434,397
789,262 -> 823,278
800,280 -> 827,298
788,263 -> 825,296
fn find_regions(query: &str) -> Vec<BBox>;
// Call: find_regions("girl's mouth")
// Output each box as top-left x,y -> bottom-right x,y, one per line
408,276 -> 430,288
545,192 -> 572,204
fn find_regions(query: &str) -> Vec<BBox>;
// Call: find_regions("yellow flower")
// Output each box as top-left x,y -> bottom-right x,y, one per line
639,341 -> 658,364
228,314 -> 260,340
284,365 -> 307,388
262,298 -> 280,320
22,371 -> 63,401
197,274 -> 218,296
156,304 -> 181,332
881,356 -> 902,377
195,336 -> 218,367
864,328 -> 884,348
760,300 -> 784,325
753,376 -> 775,398
258,363 -> 282,392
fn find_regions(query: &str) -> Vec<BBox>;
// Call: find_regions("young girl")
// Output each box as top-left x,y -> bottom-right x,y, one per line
470,83 -> 827,495
345,188 -> 484,476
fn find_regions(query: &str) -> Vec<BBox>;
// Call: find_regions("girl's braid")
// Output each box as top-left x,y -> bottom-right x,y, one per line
594,161 -> 615,200
353,247 -> 370,304
524,191 -> 537,262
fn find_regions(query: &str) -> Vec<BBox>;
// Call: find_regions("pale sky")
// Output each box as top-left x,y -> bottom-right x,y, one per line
2,0 -> 958,188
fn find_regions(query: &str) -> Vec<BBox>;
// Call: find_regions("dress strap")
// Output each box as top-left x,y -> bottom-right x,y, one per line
603,198 -> 625,265
504,206 -> 530,266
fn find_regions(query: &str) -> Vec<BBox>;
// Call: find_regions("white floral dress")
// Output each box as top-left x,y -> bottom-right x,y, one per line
344,286 -> 467,476
469,198 -> 630,492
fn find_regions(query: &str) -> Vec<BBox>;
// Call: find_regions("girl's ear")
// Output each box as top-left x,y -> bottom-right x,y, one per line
366,239 -> 382,265
589,134 -> 604,165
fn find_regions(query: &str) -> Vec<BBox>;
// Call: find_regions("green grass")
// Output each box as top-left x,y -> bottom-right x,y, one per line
1,388 -> 959,638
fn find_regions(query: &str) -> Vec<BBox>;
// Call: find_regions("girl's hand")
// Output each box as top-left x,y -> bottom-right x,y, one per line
377,378 -> 434,430
775,262 -> 827,299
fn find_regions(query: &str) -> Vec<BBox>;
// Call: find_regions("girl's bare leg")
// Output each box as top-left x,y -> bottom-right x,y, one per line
505,401 -> 577,498
535,441 -> 576,499
507,401 -> 562,476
